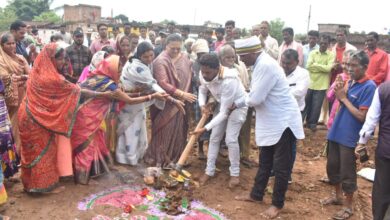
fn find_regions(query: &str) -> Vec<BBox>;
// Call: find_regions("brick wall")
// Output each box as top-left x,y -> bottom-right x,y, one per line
63,4 -> 101,23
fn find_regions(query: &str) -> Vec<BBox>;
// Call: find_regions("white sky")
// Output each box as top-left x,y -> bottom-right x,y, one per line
1,0 -> 389,34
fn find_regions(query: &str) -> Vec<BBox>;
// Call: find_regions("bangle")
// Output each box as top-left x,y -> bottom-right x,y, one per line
180,91 -> 184,98
148,95 -> 152,101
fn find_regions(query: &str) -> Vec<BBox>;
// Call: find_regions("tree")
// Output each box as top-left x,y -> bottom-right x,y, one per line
159,19 -> 176,25
7,0 -> 52,21
295,33 -> 307,44
241,28 -> 249,37
33,11 -> 61,23
0,7 -> 18,32
269,18 -> 285,45
114,14 -> 129,23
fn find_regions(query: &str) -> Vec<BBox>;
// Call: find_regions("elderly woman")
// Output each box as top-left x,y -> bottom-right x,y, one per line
0,33 -> 29,152
144,34 -> 196,167
18,43 -> 114,193
116,42 -> 184,165
71,54 -> 167,184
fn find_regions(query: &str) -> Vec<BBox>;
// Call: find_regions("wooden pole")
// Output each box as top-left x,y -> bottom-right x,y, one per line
177,112 -> 209,166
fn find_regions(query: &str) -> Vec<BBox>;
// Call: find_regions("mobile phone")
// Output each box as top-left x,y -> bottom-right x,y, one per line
357,147 -> 369,163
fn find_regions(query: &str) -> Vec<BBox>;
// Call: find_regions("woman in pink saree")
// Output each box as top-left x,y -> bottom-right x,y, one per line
144,34 -> 196,167
71,55 -> 167,184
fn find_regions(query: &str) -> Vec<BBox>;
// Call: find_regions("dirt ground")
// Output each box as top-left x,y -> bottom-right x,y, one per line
2,126 -> 376,220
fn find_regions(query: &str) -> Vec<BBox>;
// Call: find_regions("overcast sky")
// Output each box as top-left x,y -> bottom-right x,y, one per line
2,0 -> 389,34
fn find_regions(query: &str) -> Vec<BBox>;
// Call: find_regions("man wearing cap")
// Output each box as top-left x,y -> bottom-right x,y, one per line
233,36 -> 304,219
66,29 -> 92,80
191,53 -> 248,188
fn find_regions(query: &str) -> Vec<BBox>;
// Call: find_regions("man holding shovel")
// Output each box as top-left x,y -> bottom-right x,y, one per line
191,53 -> 248,188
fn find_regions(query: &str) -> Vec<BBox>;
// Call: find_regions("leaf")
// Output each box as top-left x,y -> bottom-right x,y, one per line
136,205 -> 149,211
181,197 -> 189,209
146,215 -> 159,220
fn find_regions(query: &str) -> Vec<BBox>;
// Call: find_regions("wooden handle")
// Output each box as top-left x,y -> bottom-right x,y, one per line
177,113 -> 209,166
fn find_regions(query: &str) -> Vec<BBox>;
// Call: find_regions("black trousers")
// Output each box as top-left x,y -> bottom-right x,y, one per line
373,156 -> 390,220
250,128 -> 296,208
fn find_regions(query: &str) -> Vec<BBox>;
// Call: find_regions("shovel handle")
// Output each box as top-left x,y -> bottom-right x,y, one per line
177,112 -> 209,166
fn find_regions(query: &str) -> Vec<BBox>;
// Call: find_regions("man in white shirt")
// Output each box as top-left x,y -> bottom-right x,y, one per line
191,53 -> 248,189
280,49 -> 310,182
233,36 -> 304,219
281,49 -> 310,112
138,25 -> 152,45
253,21 -> 279,60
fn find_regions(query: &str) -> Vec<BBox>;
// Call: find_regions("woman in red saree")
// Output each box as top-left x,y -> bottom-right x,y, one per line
144,34 -> 196,167
18,43 -> 114,193
71,54 -> 167,184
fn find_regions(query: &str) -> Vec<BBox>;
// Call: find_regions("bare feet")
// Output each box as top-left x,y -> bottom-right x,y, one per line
6,177 -> 20,183
228,176 -> 240,189
48,186 -> 66,194
199,174 -> 211,186
234,193 -> 262,203
0,215 -> 10,220
87,179 -> 100,186
261,205 -> 281,219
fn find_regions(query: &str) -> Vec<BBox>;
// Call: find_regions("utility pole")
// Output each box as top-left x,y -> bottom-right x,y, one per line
193,8 -> 197,25
307,5 -> 311,32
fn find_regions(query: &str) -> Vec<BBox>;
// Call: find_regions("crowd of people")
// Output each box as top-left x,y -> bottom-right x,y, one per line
0,19 -> 389,220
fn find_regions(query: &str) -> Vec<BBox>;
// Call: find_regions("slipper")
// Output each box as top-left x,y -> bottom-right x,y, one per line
319,176 -> 330,183
320,197 -> 343,206
241,158 -> 258,168
333,207 -> 353,220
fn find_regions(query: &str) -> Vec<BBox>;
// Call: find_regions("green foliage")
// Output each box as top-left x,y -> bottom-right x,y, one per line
295,33 -> 307,44
0,7 -> 18,32
114,14 -> 129,23
241,28 -> 249,37
33,11 -> 61,23
159,19 -> 176,25
269,18 -> 285,44
7,0 -> 52,21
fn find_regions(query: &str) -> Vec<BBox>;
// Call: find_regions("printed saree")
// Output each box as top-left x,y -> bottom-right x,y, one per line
116,59 -> 165,165
71,55 -> 119,184
18,43 -> 81,192
0,81 -> 19,178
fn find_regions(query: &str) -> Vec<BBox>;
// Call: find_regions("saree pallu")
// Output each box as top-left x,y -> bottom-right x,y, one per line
0,96 -> 19,178
72,75 -> 116,184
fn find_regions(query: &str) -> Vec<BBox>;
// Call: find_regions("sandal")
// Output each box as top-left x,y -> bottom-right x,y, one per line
241,158 -> 258,168
333,207 -> 353,220
320,197 -> 343,206
319,176 -> 330,184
